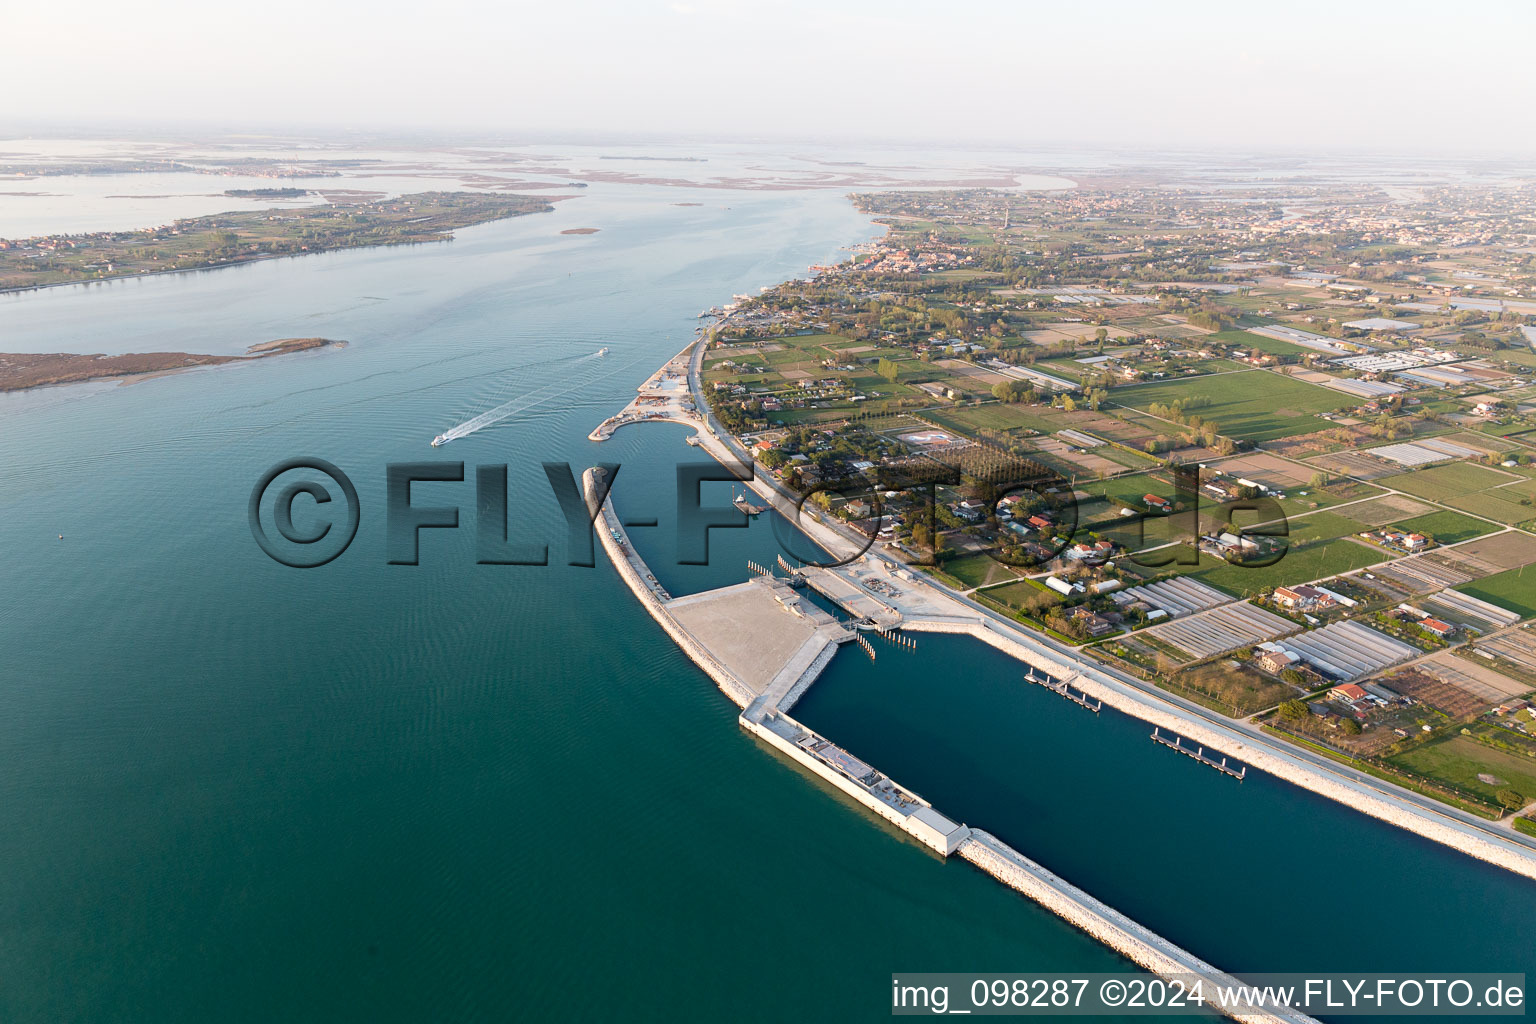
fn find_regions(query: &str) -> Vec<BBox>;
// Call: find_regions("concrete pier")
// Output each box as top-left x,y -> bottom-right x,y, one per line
586,466 -> 1318,1023
741,700 -> 971,856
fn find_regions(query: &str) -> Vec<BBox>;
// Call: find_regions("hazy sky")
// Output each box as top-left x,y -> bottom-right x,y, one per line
8,0 -> 1536,153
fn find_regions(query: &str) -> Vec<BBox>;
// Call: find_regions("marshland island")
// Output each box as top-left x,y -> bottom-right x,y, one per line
0,191 -> 558,292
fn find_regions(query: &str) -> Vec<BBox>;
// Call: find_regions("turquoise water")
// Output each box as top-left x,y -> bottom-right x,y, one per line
0,182 -> 1530,1022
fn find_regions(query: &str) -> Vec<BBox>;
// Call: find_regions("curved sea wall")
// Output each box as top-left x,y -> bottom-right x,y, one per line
587,470 -> 757,709
587,468 -> 1316,1024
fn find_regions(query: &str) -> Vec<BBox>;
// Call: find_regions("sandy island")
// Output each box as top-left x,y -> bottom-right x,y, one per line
0,337 -> 342,391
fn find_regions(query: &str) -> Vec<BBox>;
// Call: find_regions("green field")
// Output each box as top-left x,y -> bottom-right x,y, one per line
1034,358 -> 1098,383
940,553 -> 1023,589
1209,329 -> 1311,357
975,579 -> 1061,607
1388,735 -> 1536,808
1389,510 -> 1499,545
1494,348 -> 1536,368
759,334 -> 854,366
1093,445 -> 1164,471
923,269 -> 1005,280
1096,507 -> 1387,597
924,403 -> 1063,435
1082,471 -> 1178,511
1111,370 -> 1351,443
1446,490 -> 1536,527
1456,567 -> 1536,620
1380,462 -> 1514,501
1373,462 -> 1536,526
1276,481 -> 1387,517
1283,510 -> 1374,541
1193,512 -> 1386,596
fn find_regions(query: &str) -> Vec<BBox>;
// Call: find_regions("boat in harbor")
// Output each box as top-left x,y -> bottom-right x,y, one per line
732,485 -> 765,516
596,347 -> 610,356
431,434 -> 449,447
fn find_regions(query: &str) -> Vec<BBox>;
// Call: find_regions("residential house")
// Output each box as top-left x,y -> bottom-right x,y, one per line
1331,683 -> 1369,704
1274,585 -> 1333,611
1256,648 -> 1301,673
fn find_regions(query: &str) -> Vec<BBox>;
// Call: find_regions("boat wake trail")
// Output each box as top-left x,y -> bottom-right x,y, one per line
432,348 -> 615,446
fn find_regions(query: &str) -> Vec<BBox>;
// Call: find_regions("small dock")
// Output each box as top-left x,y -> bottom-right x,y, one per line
1151,727 -> 1247,780
732,487 -> 765,516
1024,666 -> 1101,713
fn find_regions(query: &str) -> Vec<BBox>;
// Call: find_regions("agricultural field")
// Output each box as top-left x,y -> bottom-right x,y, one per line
1032,358 -> 1103,383
1369,460 -> 1536,527
1345,494 -> 1440,526
1387,734 -> 1536,809
1023,435 -> 1163,479
1456,567 -> 1536,620
1193,511 -> 1387,595
1389,510 -> 1500,546
1445,489 -> 1536,527
923,268 -> 1006,280
1207,328 -> 1311,357
1432,430 -> 1516,457
973,579 -> 1062,618
939,553 -> 1024,589
1110,370 -> 1352,443
1379,462 -> 1516,502
1081,471 -> 1178,511
1204,451 -> 1317,489
924,404 -> 1062,435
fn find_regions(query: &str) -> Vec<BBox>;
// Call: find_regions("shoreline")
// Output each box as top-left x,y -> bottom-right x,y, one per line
591,318 -> 1536,883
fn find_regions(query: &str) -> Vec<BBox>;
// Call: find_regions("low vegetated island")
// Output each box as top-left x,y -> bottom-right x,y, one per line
0,191 -> 559,292
223,187 -> 309,198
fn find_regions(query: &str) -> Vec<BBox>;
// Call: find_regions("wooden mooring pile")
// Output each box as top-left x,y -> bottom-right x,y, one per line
873,627 -> 915,650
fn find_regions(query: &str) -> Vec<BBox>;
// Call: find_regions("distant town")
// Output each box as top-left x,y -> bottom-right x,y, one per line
699,181 -> 1536,832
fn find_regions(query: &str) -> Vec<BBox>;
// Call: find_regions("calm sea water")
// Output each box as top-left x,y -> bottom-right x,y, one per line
0,181 -> 1529,1023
